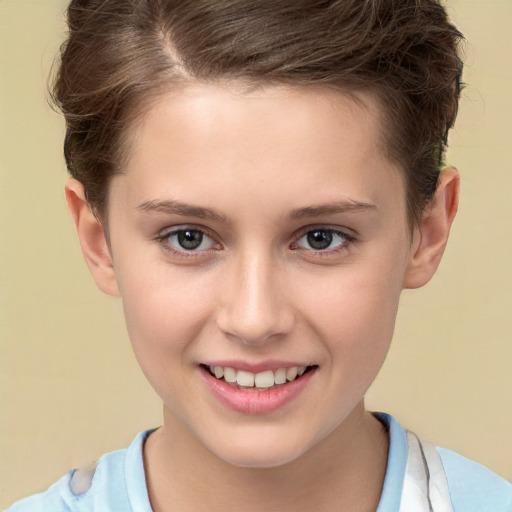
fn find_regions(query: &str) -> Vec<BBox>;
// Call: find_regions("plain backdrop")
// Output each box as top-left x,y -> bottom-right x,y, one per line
1,0 -> 511,507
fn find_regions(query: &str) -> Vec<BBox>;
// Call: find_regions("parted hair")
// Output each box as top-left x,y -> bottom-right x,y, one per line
52,0 -> 463,225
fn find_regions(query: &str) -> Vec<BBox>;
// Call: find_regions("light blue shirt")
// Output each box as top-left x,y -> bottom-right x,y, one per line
6,414 -> 511,512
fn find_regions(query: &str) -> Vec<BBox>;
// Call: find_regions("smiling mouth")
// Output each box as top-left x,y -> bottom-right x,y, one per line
201,364 -> 317,391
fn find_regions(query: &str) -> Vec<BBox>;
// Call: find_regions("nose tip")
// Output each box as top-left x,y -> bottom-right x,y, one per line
217,303 -> 294,345
215,258 -> 295,345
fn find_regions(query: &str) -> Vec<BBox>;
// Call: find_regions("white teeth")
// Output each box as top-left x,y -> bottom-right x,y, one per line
236,370 -> 255,387
274,367 -> 287,385
254,370 -> 275,389
223,367 -> 237,383
209,365 -> 311,388
286,367 -> 298,381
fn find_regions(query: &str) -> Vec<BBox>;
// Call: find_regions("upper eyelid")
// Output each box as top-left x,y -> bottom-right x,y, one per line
290,227 -> 355,253
156,225 -> 221,251
293,225 -> 356,240
154,224 -> 355,250
157,224 -> 216,239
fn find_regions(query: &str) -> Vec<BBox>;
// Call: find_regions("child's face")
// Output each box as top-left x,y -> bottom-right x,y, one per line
106,84 -> 414,467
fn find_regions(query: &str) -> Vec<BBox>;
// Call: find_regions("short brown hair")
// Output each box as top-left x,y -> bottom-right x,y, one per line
52,0 -> 463,225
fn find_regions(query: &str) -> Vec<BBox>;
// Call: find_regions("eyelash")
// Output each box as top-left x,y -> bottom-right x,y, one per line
155,226 -> 221,258
155,226 -> 355,258
290,227 -> 355,258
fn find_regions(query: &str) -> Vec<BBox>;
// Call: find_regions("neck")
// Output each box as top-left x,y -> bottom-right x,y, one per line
144,402 -> 388,512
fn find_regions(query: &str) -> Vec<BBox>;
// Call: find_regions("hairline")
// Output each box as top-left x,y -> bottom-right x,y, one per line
97,78 -> 417,238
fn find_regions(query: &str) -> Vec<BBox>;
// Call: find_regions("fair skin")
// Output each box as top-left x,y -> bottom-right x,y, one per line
66,84 -> 459,512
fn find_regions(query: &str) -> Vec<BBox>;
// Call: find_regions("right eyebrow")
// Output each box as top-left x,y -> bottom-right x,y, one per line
289,200 -> 377,219
136,199 -> 228,223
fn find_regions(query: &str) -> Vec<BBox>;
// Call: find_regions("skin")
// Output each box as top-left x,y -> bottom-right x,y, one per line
66,84 -> 459,512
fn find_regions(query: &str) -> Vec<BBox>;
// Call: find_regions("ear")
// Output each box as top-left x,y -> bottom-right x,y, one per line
65,179 -> 120,297
403,167 -> 460,289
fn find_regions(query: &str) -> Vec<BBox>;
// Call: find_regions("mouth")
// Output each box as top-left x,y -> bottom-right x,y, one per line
200,364 -> 317,391
200,362 -> 318,414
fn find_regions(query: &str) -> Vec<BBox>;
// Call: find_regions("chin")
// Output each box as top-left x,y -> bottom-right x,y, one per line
221,450 -> 302,469
206,431 -> 313,469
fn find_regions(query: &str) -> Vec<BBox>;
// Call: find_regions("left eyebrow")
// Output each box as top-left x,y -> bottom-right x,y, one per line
136,199 -> 227,223
289,200 -> 377,219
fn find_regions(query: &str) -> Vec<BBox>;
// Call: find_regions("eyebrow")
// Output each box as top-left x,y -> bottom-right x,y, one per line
289,200 -> 377,219
137,197 -> 377,223
137,199 -> 227,223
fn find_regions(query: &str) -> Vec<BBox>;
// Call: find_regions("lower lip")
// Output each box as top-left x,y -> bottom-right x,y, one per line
199,366 -> 316,415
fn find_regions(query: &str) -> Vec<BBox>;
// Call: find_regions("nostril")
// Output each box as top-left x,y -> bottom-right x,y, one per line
216,309 -> 296,345
214,267 -> 295,344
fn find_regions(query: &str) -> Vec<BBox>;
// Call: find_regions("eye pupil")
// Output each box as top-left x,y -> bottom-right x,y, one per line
177,230 -> 203,249
307,230 -> 333,250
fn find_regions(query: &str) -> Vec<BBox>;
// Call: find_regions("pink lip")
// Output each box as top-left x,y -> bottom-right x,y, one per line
199,365 -> 317,415
201,359 -> 309,373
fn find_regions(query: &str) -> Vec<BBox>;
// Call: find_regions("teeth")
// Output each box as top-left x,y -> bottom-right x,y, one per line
286,367 -> 298,381
208,365 -> 311,388
254,370 -> 274,388
236,370 -> 255,387
274,368 -> 287,385
223,367 -> 237,383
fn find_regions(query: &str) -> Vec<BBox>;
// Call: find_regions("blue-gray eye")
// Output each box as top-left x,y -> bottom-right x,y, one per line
162,228 -> 217,252
177,230 -> 204,250
296,229 -> 349,251
307,230 -> 333,250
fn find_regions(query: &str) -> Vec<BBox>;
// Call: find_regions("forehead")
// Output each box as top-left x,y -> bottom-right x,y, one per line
115,83 -> 405,221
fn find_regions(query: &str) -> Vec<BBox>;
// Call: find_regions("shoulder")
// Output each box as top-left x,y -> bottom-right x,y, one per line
438,446 -> 512,512
5,430 -> 153,512
5,472 -> 73,512
4,452 -> 126,512
375,412 -> 512,512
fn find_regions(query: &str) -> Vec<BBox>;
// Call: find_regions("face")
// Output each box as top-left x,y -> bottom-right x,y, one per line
106,84 -> 413,467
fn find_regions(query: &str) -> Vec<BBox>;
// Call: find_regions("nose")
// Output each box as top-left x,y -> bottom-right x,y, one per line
215,250 -> 295,345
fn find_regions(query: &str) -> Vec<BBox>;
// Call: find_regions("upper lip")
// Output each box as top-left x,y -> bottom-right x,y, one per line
200,359 -> 314,373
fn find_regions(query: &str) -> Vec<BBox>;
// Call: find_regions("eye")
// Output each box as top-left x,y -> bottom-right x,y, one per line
293,228 -> 352,251
158,227 -> 218,253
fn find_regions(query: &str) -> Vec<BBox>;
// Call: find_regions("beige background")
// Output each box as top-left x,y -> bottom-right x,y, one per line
1,0 -> 510,507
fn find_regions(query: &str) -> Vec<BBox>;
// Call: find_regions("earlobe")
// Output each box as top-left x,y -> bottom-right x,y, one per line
403,167 -> 460,289
65,179 -> 120,297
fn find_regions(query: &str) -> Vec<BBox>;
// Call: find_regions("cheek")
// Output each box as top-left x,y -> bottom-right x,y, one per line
296,255 -> 406,370
116,261 -> 214,359
116,263 -> 220,411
